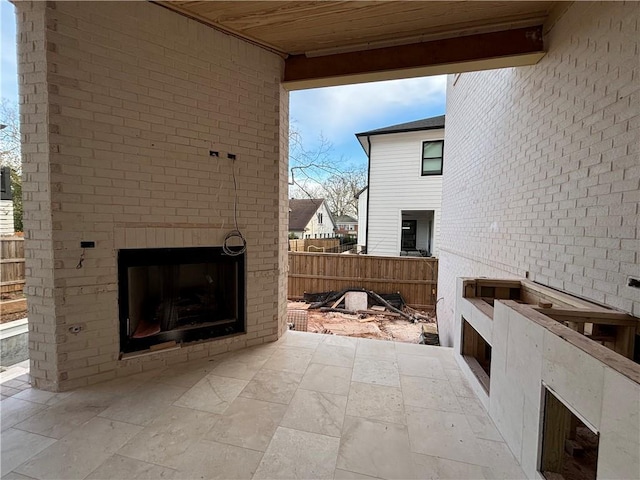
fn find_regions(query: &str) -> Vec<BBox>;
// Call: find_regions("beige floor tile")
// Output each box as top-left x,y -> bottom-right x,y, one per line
0,386 -> 21,397
85,454 -> 178,479
333,469 -> 381,479
457,395 -> 486,416
238,342 -> 280,358
412,453 -> 490,479
11,388 -> 73,407
205,397 -> 286,451
337,416 -> 415,480
401,376 -> 463,413
322,334 -> 358,348
1,380 -> 28,389
1,471 -> 37,479
345,382 -> 405,425
98,382 -> 186,426
209,351 -> 270,380
466,413 -> 503,442
14,398 -> 106,439
483,464 -> 528,480
395,344 -> 458,369
311,344 -> 356,368
0,398 -> 46,432
406,406 -> 483,466
394,342 -> 446,357
254,427 -> 339,479
352,357 -> 400,388
172,374 -> 247,414
397,354 -> 447,380
280,389 -> 347,437
15,417 -> 142,480
444,368 -> 476,398
153,359 -> 215,388
356,338 -> 396,360
169,439 -> 263,479
0,335 -> 522,480
117,405 -> 220,467
475,438 -> 523,470
279,330 -> 324,349
262,346 -> 314,374
76,375 -> 155,399
0,428 -> 56,476
239,369 -> 302,404
300,363 -> 352,395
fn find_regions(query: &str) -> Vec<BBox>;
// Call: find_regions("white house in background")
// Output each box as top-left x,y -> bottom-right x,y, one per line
288,198 -> 336,239
333,214 -> 358,238
0,167 -> 15,235
355,186 -> 367,249
355,115 -> 444,257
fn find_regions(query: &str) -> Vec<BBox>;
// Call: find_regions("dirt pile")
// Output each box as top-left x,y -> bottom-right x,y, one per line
288,300 -> 437,343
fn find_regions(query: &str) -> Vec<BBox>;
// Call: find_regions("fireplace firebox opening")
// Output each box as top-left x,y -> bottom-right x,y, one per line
118,247 -> 245,354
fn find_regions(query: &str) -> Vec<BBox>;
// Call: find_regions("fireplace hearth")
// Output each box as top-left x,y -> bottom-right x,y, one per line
118,247 -> 245,354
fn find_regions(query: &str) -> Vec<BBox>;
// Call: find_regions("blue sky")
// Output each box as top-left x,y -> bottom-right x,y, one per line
0,0 -> 446,168
290,77 -> 446,168
1,0 -> 18,105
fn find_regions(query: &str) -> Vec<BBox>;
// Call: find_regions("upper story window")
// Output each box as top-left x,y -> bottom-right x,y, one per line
317,213 -> 323,224
421,140 -> 444,176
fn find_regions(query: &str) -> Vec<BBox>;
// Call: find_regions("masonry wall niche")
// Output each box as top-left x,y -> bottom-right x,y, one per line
540,388 -> 599,480
461,318 -> 491,393
118,247 -> 245,354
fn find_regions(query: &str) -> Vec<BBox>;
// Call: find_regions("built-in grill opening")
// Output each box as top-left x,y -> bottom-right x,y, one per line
118,247 -> 245,354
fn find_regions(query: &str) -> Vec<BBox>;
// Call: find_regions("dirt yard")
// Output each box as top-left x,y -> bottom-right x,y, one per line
1,292 -> 27,324
288,301 -> 437,343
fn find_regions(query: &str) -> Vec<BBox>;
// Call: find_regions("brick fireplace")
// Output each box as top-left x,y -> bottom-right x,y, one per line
15,1 -> 290,391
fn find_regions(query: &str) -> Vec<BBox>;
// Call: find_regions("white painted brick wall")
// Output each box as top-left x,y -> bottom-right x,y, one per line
15,1 -> 287,390
438,1 -> 639,346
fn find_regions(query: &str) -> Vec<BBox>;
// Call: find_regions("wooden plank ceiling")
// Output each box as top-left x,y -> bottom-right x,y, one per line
158,1 -> 556,56
156,1 -> 557,88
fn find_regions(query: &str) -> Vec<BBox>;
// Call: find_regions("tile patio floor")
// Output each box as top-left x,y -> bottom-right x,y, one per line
0,331 -> 526,479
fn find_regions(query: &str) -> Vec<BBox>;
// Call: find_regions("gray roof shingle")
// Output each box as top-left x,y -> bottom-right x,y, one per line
289,198 -> 324,231
356,114 -> 445,137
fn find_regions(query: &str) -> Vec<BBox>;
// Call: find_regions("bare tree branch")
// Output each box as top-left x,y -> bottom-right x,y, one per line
0,98 -> 21,174
289,128 -> 367,218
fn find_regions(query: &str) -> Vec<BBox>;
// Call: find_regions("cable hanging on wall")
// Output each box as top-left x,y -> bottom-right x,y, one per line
222,153 -> 247,256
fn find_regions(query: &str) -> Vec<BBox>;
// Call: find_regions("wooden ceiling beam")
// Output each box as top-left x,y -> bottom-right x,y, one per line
284,26 -> 545,90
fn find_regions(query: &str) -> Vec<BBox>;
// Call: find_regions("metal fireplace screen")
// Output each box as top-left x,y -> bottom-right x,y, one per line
118,247 -> 245,354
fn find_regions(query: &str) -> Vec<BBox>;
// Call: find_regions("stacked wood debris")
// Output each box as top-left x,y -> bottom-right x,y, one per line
288,288 -> 437,344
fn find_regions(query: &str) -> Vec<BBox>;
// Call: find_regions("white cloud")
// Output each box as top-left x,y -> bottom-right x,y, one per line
290,76 -> 447,143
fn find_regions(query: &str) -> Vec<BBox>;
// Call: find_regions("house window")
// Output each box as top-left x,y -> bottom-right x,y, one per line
317,213 -> 323,224
421,140 -> 444,175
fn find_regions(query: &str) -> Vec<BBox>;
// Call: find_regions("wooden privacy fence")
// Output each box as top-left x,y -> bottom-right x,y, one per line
288,252 -> 438,307
289,238 -> 340,252
1,237 -> 25,294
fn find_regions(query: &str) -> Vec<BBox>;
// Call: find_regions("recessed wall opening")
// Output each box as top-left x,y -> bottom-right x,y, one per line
461,317 -> 491,393
400,210 -> 434,257
540,388 -> 599,480
118,247 -> 245,355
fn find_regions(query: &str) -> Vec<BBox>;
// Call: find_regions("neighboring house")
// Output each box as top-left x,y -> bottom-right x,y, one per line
0,167 -> 15,235
355,186 -> 367,250
288,198 -> 336,239
356,115 -> 444,257
333,215 -> 358,238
